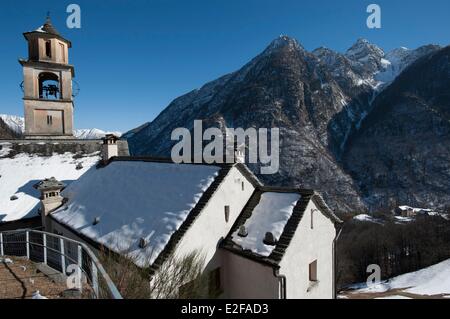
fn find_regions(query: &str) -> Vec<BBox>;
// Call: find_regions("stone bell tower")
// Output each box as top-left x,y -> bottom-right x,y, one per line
19,15 -> 75,139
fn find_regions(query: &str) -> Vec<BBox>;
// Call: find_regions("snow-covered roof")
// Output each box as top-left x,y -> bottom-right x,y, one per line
398,205 -> 437,214
222,188 -> 342,265
34,177 -> 66,191
51,158 -> 224,267
25,17 -> 60,37
0,142 -> 99,222
231,192 -> 301,257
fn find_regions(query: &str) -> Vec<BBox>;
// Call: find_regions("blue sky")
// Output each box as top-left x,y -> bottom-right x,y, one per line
0,0 -> 449,132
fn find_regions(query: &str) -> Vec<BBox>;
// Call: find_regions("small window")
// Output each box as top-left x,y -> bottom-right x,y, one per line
311,209 -> 314,229
309,260 -> 318,282
224,206 -> 230,223
47,115 -> 53,125
45,40 -> 52,58
241,181 -> 245,191
208,268 -> 222,296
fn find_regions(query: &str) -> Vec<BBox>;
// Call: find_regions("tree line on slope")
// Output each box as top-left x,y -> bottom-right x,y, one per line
336,214 -> 450,290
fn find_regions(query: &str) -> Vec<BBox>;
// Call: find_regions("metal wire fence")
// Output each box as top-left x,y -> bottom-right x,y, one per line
0,229 -> 122,299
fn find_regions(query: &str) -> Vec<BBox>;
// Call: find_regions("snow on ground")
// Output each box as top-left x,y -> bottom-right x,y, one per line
31,291 -> 48,299
52,161 -> 221,267
398,205 -> 438,215
353,214 -> 383,224
375,295 -> 411,299
347,259 -> 450,297
0,142 -> 12,157
231,192 -> 300,257
394,216 -> 414,223
0,257 -> 13,264
0,143 -> 99,222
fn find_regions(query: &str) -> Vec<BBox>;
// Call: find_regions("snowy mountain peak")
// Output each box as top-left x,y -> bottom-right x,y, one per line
73,128 -> 122,140
376,44 -> 441,83
346,38 -> 385,61
0,114 -> 24,135
385,47 -> 411,62
312,47 -> 344,64
313,46 -> 332,53
0,114 -> 121,140
264,35 -> 303,54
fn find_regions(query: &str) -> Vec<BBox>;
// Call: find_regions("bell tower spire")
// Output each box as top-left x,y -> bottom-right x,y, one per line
19,15 -> 75,139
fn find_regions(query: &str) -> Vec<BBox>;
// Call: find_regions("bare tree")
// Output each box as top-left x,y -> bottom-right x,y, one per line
99,247 -> 209,299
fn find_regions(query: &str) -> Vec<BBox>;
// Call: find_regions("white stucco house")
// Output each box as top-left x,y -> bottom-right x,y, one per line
30,136 -> 342,299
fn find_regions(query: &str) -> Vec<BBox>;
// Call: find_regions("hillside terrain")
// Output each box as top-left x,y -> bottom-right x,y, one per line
125,36 -> 447,213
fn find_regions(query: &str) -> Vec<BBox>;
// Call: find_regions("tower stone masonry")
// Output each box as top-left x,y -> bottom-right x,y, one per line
20,16 -> 75,139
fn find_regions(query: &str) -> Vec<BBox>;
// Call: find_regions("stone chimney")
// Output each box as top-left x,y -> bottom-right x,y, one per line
34,177 -> 66,229
225,140 -> 246,164
102,134 -> 119,163
234,143 -> 246,163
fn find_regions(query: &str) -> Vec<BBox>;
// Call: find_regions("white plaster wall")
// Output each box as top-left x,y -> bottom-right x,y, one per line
221,250 -> 280,299
278,200 -> 336,299
174,166 -> 255,272
102,144 -> 119,161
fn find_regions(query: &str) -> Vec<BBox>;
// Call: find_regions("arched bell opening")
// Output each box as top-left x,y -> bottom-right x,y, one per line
39,72 -> 60,100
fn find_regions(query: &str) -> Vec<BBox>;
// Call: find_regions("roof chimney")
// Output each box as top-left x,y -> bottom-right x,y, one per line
34,177 -> 66,230
101,134 -> 119,163
238,225 -> 248,237
263,232 -> 277,246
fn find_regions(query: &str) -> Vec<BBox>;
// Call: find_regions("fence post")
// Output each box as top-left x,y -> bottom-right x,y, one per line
26,231 -> 30,259
78,245 -> 83,293
0,233 -> 3,256
60,238 -> 65,274
43,234 -> 47,265
91,261 -> 99,298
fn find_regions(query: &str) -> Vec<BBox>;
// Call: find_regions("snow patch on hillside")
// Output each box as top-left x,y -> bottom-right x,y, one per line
353,214 -> 383,224
346,259 -> 450,297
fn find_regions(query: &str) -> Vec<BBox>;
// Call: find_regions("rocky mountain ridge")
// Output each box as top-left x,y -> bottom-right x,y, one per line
117,37 -> 448,212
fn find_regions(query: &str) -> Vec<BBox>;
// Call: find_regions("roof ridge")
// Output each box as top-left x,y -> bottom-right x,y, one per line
268,194 -> 312,263
110,156 -> 234,168
258,186 -> 315,194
